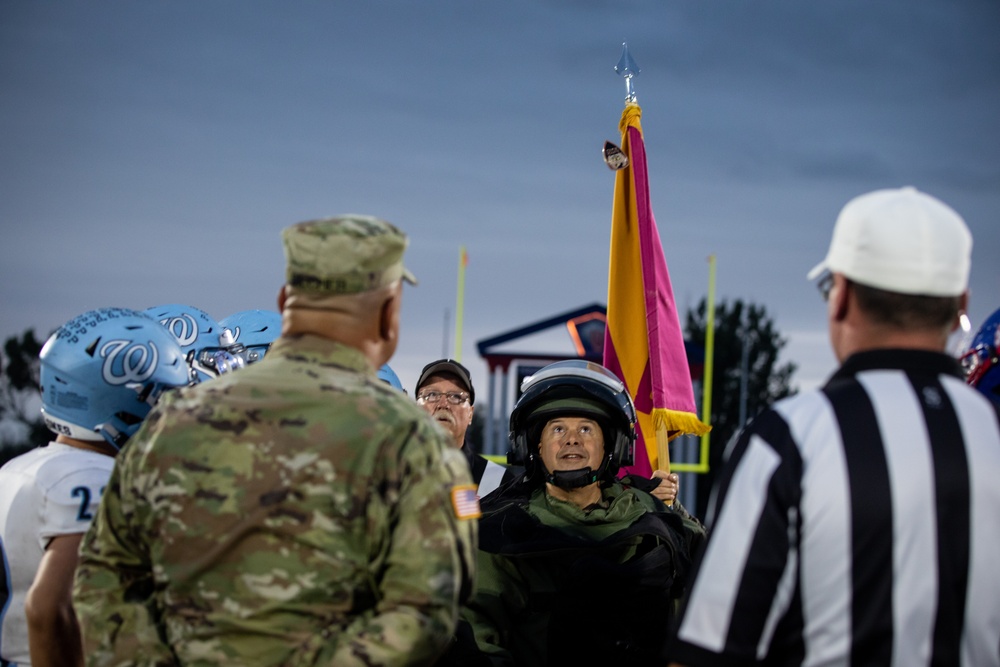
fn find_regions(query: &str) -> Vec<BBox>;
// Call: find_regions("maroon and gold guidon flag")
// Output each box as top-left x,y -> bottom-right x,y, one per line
602,103 -> 709,476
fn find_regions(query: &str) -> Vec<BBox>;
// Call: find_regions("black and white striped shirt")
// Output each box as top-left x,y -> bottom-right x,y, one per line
670,349 -> 1000,666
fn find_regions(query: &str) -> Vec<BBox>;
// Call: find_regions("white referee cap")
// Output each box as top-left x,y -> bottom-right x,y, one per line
807,186 -> 972,297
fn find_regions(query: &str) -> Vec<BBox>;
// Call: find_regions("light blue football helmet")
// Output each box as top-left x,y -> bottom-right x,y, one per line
217,309 -> 282,368
378,364 -> 404,391
144,304 -> 222,382
40,308 -> 191,450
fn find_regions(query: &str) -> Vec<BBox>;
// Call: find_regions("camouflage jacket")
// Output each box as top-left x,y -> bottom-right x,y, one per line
73,335 -> 478,666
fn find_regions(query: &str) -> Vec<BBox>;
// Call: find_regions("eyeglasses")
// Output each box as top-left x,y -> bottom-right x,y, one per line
416,390 -> 470,405
816,271 -> 834,302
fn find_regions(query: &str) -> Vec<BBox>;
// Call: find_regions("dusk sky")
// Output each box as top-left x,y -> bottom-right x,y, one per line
2,1 -> 998,440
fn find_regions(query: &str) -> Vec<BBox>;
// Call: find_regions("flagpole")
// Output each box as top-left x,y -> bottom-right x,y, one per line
453,246 -> 467,361
604,43 -> 710,477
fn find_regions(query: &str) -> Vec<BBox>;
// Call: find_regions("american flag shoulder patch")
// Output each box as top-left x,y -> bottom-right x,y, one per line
450,484 -> 481,520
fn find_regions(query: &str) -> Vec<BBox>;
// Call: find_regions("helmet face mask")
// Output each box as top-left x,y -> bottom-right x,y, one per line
196,345 -> 248,375
963,307 -> 1000,406
508,360 -> 636,488
144,304 -> 223,382
961,345 -> 997,388
217,309 -> 282,370
40,308 -> 192,449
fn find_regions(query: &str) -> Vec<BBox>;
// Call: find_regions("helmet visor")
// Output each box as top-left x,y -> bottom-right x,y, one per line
520,360 -> 624,395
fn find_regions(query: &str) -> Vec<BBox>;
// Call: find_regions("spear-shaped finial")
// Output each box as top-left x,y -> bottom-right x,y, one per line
615,42 -> 640,105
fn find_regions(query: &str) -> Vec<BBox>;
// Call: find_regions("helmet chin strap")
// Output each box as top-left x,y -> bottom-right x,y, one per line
545,467 -> 598,489
543,453 -> 612,490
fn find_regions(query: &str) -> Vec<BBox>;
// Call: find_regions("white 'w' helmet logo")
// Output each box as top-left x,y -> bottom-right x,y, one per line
158,313 -> 199,348
100,339 -> 159,385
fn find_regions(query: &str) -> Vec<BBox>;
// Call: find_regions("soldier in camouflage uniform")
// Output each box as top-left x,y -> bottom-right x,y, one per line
73,216 -> 480,666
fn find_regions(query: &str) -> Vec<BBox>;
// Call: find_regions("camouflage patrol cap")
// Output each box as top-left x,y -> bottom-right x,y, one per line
282,215 -> 417,295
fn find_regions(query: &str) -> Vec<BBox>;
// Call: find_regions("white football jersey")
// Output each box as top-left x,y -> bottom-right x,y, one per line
0,442 -> 115,665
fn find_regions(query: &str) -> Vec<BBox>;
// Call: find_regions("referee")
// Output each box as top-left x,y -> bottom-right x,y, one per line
669,187 -> 1000,666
